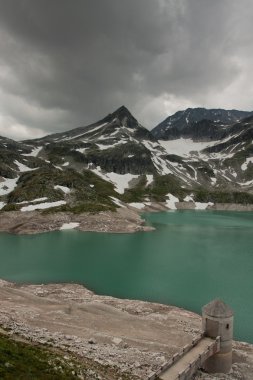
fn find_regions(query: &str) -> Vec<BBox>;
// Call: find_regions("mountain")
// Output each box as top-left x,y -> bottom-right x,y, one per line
1,106 -> 253,216
151,107 -> 253,140
0,106 -> 191,213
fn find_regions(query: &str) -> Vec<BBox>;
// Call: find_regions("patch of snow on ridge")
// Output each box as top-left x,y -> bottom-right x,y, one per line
22,146 -> 43,157
0,202 -> 5,210
14,160 -> 38,172
0,177 -> 19,196
60,222 -> 79,230
21,200 -> 66,212
159,139 -> 219,157
166,193 -> 179,210
54,185 -> 71,194
195,202 -> 214,210
241,157 -> 253,171
96,141 -> 127,150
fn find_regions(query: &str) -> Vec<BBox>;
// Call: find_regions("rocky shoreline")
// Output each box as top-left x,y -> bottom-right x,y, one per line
0,202 -> 253,235
0,207 -> 154,235
0,280 -> 253,379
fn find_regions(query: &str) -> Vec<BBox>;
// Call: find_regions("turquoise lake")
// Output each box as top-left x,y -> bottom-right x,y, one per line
0,210 -> 253,342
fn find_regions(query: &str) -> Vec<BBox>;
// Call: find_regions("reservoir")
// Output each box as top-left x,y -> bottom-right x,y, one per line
0,210 -> 253,343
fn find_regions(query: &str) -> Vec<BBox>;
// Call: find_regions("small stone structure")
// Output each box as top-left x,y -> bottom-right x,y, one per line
202,299 -> 233,374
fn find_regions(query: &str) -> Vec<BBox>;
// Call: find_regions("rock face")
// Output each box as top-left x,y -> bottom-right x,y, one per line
0,280 -> 253,380
151,107 -> 253,140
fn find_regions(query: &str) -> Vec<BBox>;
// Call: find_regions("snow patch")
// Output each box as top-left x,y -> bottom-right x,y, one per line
96,141 -> 127,150
146,175 -> 153,186
17,197 -> 48,204
151,154 -> 172,175
21,200 -> 66,211
0,177 -> 19,196
241,157 -> 253,171
22,146 -> 43,157
0,202 -> 5,210
60,222 -> 80,230
195,202 -> 214,210
237,180 -> 253,186
14,160 -> 38,172
54,185 -> 71,194
76,148 -> 87,154
165,193 -> 179,210
128,202 -> 145,209
110,197 -> 126,208
159,139 -> 219,157
184,195 -> 194,202
91,166 -> 138,194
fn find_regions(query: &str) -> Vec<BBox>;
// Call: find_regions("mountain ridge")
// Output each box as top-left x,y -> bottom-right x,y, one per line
151,107 -> 253,140
0,105 -> 253,219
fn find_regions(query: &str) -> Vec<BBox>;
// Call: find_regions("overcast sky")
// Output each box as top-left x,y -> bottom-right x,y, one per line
0,0 -> 253,140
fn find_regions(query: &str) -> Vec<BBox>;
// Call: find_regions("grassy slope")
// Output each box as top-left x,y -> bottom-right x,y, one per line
0,332 -> 137,380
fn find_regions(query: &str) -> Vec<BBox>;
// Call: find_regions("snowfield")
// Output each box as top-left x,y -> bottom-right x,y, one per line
159,139 -> 219,156
91,166 -> 139,194
0,177 -> 19,196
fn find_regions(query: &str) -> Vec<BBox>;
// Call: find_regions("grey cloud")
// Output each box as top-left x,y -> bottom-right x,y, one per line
0,0 -> 252,139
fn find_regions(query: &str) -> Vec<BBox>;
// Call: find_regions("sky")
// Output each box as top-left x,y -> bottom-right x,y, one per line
0,0 -> 253,140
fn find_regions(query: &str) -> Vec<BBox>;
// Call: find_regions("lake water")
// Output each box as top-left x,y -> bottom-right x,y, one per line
0,210 -> 253,342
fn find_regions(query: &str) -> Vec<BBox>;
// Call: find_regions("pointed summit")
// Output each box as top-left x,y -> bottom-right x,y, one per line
102,105 -> 138,129
112,105 -> 135,118
202,299 -> 233,318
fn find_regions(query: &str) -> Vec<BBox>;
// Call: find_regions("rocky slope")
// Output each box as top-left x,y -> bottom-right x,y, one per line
151,107 -> 253,140
0,106 -> 253,225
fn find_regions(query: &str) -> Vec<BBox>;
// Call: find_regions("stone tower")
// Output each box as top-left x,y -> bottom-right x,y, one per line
202,299 -> 233,374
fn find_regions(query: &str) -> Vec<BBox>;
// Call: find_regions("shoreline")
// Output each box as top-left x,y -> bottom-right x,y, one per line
0,202 -> 253,235
0,279 -> 253,379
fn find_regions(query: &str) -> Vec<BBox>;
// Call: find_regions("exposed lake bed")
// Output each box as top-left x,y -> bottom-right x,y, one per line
0,280 -> 253,380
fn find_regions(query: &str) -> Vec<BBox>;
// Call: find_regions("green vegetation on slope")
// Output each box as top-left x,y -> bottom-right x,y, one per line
0,333 -> 78,380
194,187 -> 253,204
3,168 -> 117,213
0,332 -> 138,380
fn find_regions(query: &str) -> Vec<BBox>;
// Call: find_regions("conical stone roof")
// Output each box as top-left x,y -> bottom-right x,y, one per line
202,299 -> 233,318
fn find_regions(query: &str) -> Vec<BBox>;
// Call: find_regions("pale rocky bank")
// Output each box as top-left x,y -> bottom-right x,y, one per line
1,202 -> 253,235
0,280 -> 252,379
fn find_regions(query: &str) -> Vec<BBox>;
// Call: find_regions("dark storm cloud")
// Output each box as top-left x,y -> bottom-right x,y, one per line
0,0 -> 253,139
